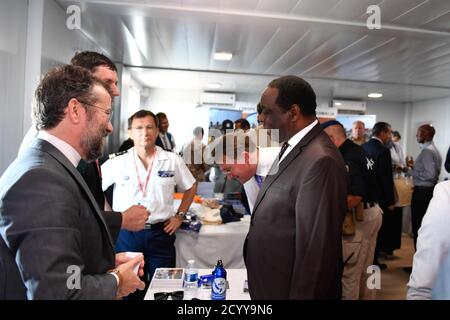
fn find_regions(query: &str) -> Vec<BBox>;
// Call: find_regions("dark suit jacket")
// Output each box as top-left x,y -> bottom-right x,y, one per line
0,139 -> 117,299
244,123 -> 347,299
78,160 -> 122,241
362,138 -> 395,208
155,132 -> 175,151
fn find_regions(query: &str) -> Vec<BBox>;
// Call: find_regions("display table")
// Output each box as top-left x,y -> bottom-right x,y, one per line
175,215 -> 250,269
144,268 -> 250,300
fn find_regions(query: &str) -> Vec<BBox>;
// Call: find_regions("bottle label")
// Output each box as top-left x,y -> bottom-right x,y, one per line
211,277 -> 226,300
185,272 -> 198,282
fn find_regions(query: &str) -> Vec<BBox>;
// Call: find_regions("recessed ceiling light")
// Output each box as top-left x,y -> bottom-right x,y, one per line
334,102 -> 342,106
214,52 -> 233,61
207,83 -> 222,89
368,92 -> 383,98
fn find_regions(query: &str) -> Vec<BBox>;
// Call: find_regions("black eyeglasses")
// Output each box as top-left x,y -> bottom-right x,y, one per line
154,290 -> 184,300
77,99 -> 114,122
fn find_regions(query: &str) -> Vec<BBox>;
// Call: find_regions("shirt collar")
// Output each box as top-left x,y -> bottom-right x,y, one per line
37,131 -> 81,167
372,136 -> 384,145
286,119 -> 318,149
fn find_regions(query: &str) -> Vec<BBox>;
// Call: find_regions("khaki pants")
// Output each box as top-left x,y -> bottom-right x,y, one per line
342,205 -> 383,300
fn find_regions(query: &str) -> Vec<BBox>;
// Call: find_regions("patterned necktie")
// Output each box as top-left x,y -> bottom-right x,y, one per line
254,174 -> 264,188
278,141 -> 290,160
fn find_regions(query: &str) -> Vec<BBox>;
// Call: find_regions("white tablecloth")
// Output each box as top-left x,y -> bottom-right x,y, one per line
144,268 -> 250,300
175,215 -> 250,269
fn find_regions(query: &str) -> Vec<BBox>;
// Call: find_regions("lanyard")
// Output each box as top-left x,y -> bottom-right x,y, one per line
133,148 -> 156,197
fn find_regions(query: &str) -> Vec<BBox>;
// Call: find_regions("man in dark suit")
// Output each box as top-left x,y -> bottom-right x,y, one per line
155,112 -> 176,152
0,65 -> 145,299
362,122 -> 396,269
70,52 -> 149,240
244,75 -> 347,299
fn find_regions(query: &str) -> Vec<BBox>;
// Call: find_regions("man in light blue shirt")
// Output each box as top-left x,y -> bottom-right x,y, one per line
407,124 -> 442,250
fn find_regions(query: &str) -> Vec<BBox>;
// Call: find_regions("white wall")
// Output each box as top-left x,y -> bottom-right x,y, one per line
0,0 -> 28,175
146,88 -> 209,152
408,96 -> 450,181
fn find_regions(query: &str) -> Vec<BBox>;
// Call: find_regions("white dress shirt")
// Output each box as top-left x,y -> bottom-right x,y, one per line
407,181 -> 450,299
279,119 -> 318,163
37,131 -> 81,167
243,146 -> 280,213
101,146 -> 195,224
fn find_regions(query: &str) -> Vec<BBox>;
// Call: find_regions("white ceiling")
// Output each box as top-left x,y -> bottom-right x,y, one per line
57,0 -> 450,102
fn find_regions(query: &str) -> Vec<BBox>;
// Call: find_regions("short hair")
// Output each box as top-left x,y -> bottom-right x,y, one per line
352,120 -> 365,127
392,130 -> 401,139
156,112 -> 168,121
372,122 -> 391,137
128,110 -> 158,129
210,132 -> 257,161
419,124 -> 435,139
70,51 -> 117,72
256,102 -> 263,115
234,118 -> 251,131
268,75 -> 317,116
193,126 -> 204,136
34,65 -> 108,130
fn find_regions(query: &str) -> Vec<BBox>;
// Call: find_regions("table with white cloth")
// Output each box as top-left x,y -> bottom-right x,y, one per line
175,215 -> 250,269
144,268 -> 250,300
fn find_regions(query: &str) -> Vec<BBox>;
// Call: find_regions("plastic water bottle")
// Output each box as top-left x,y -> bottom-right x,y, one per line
211,259 -> 227,300
184,259 -> 199,289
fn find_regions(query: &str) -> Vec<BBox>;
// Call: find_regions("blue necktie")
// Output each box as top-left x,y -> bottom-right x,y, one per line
254,174 -> 264,188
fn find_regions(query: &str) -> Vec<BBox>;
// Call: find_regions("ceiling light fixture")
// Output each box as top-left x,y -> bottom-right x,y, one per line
214,52 -> 233,61
207,83 -> 222,89
368,92 -> 383,98
334,102 -> 342,106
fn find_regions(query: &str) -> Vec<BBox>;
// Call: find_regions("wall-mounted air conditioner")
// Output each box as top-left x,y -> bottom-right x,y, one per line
333,100 -> 366,114
199,92 -> 236,106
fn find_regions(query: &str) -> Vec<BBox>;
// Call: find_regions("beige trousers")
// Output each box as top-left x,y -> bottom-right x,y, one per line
342,205 -> 383,300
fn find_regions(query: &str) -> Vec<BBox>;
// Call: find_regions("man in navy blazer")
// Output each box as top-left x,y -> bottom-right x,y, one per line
0,65 -> 145,299
362,122 -> 396,268
244,76 -> 348,299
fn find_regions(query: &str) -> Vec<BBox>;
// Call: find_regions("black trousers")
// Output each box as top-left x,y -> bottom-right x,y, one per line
379,206 -> 403,253
411,186 -> 435,250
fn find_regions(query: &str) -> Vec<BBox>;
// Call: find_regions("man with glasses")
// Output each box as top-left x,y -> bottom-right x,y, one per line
0,65 -> 145,299
101,110 -> 197,299
18,51 -> 149,241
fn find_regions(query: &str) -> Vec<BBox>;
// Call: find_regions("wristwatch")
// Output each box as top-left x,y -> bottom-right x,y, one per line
176,211 -> 186,219
108,268 -> 123,288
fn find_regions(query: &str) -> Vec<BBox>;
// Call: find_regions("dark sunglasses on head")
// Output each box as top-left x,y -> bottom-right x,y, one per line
154,290 -> 184,300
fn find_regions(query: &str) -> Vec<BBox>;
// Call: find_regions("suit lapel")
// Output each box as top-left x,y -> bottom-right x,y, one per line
32,139 -> 115,251
252,123 -> 322,215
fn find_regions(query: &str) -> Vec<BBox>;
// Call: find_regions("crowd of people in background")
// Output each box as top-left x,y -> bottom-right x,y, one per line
3,50 -> 450,301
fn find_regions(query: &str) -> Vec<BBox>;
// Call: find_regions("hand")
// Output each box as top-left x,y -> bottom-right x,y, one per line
115,252 -> 145,277
122,205 -> 150,231
163,216 -> 183,235
115,255 -> 146,299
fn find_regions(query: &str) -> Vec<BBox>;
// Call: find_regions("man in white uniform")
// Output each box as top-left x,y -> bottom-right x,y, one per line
101,110 -> 196,299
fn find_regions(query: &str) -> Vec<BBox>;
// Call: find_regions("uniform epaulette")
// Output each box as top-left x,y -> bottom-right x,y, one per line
108,149 -> 129,159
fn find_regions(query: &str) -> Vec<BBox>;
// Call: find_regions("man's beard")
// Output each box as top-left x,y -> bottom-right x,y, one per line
80,122 -> 108,162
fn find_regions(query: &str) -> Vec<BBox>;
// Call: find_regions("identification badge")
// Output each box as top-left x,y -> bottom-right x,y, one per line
158,170 -> 175,178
